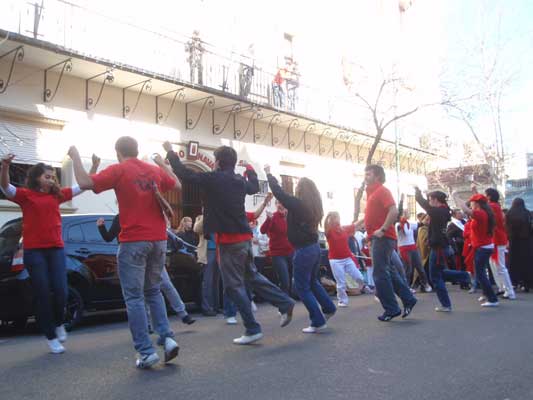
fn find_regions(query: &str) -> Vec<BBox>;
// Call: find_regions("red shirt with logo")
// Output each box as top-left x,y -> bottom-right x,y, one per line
260,211 -> 293,256
489,201 -> 508,246
326,224 -> 356,260
91,158 -> 176,243
13,188 -> 73,249
470,210 -> 493,249
364,183 -> 397,240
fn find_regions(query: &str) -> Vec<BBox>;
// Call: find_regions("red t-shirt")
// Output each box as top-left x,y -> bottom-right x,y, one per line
216,212 -> 254,245
489,201 -> 508,246
91,158 -> 176,243
260,211 -> 293,256
470,209 -> 493,249
364,183 -> 397,240
13,187 -> 73,249
326,224 -> 356,260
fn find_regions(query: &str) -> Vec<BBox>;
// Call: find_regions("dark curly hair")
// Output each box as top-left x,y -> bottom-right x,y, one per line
26,163 -> 62,198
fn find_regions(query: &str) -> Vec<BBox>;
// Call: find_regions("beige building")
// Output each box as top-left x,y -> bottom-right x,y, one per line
0,0 -> 436,227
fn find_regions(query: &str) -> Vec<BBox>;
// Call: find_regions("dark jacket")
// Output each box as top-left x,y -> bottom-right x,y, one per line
177,230 -> 199,247
98,214 -> 121,242
267,174 -> 318,248
166,151 -> 259,236
415,189 -> 450,249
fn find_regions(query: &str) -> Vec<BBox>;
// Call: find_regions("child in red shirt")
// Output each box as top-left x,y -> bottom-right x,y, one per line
324,212 -> 369,307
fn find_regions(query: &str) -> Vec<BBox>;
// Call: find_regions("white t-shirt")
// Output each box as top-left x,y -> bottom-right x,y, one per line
395,221 -> 418,247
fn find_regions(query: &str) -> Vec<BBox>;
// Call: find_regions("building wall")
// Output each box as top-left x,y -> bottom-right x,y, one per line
0,56 -> 427,227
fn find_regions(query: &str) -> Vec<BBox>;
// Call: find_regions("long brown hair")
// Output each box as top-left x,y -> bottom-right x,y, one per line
324,211 -> 340,233
26,163 -> 63,199
295,177 -> 323,229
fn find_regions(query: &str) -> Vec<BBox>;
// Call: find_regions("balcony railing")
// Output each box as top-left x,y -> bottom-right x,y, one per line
3,1 -> 405,139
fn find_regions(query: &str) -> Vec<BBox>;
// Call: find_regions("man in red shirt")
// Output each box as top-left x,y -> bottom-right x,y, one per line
484,187 -> 516,299
362,165 -> 417,321
68,137 -> 181,369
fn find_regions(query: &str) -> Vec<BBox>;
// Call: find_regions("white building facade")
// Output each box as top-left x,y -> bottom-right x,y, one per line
0,0 -> 435,227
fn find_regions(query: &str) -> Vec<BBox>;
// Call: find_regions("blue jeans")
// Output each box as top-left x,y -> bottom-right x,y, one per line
272,255 -> 293,295
24,248 -> 67,340
475,248 -> 498,303
293,243 -> 336,327
371,237 -> 416,315
201,249 -> 221,313
117,241 -> 174,356
223,284 -> 253,318
219,241 -> 294,335
430,248 -> 471,308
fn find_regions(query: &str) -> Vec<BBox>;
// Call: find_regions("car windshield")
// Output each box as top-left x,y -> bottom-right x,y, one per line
0,220 -> 22,256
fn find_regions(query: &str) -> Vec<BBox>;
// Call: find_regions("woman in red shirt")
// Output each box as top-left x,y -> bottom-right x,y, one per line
260,200 -> 294,295
455,193 -> 499,307
1,154 -> 93,354
324,212 -> 368,307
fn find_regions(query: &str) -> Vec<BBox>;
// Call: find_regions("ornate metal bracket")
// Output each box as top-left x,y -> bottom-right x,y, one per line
156,87 -> 185,124
234,106 -> 262,140
253,113 -> 281,144
44,58 -> 72,102
317,128 -> 332,155
302,123 -> 316,152
274,119 -> 299,148
123,79 -> 152,118
186,96 -> 215,130
332,131 -> 347,158
86,69 -> 114,110
0,46 -> 25,94
211,103 -> 241,136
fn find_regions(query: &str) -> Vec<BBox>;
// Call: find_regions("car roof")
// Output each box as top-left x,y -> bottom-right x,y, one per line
1,213 -> 117,229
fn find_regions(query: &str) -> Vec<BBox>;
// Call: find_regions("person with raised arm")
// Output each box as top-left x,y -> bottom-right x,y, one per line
68,138 -> 181,369
0,153 -> 98,354
164,142 -> 295,345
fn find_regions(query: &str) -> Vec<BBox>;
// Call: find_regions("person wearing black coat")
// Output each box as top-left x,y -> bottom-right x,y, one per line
505,198 -> 533,291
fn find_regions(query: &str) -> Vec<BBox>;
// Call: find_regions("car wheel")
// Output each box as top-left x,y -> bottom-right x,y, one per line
64,286 -> 84,332
12,317 -> 28,331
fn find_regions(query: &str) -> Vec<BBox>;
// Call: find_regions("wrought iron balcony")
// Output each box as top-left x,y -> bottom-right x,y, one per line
0,0 -> 380,138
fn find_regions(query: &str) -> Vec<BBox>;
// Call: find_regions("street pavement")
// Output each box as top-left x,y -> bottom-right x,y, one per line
1,287 -> 532,400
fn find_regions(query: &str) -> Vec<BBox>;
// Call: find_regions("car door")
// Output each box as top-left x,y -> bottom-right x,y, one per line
65,218 -> 122,303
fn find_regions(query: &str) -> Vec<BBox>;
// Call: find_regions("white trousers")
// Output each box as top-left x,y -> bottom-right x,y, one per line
330,257 -> 365,304
488,245 -> 515,296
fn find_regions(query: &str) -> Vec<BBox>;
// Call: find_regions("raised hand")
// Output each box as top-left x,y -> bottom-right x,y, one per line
67,146 -> 80,160
91,154 -> 101,168
96,218 -> 105,227
152,153 -> 165,166
264,164 -> 271,175
264,192 -> 273,203
162,141 -> 173,153
1,154 -> 15,166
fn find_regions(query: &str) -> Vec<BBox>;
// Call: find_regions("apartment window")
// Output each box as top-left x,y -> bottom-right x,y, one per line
406,195 -> 416,217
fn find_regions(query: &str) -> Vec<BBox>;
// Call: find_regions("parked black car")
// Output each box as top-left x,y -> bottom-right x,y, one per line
0,214 -> 201,331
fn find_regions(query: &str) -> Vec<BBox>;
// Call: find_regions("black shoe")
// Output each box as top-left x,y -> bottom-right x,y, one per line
377,311 -> 401,322
182,315 -> 196,325
202,310 -> 217,317
496,290 -> 505,296
402,298 -> 417,318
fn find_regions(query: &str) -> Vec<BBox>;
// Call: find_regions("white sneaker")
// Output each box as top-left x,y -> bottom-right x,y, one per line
478,296 -> 487,302
47,338 -> 65,354
410,288 -> 417,294
337,302 -> 348,308
163,337 -> 180,362
424,285 -> 433,293
324,312 -> 335,321
503,291 -> 516,300
302,324 -> 328,334
55,325 -> 67,343
251,301 -> 258,313
136,352 -> 160,369
435,306 -> 452,312
233,332 -> 263,345
280,304 -> 294,328
226,317 -> 238,325
468,288 -> 477,294
481,301 -> 499,308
